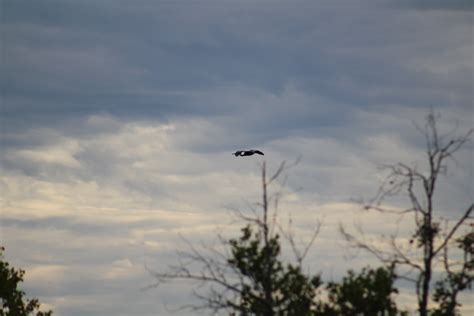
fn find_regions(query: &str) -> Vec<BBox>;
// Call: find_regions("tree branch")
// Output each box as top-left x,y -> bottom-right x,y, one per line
434,204 -> 473,256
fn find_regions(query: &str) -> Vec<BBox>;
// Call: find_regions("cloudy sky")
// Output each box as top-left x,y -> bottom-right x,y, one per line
1,1 -> 473,315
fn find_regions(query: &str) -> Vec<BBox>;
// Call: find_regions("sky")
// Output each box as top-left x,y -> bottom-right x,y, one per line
1,0 -> 473,315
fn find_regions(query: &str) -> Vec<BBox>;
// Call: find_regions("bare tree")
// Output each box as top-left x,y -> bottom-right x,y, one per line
341,112 -> 473,316
146,161 -> 322,315
431,227 -> 473,315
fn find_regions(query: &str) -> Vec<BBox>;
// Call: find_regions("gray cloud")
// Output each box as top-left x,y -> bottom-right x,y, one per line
2,1 -> 472,133
1,1 -> 473,315
392,0 -> 473,11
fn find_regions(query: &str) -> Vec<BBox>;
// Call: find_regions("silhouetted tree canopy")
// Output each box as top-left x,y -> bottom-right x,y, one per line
0,246 -> 52,316
151,162 -> 408,315
226,224 -> 322,315
321,265 -> 406,316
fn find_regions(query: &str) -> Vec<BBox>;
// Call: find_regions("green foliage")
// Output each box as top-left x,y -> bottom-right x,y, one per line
431,232 -> 473,316
0,247 -> 52,316
321,265 -> 406,316
431,279 -> 460,316
227,225 -> 322,315
225,225 -> 407,316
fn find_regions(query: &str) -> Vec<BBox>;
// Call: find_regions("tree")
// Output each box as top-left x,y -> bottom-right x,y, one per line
226,224 -> 322,315
0,246 -> 53,316
341,112 -> 473,316
321,265 -> 406,316
431,230 -> 473,316
149,161 -> 409,315
148,161 -> 324,315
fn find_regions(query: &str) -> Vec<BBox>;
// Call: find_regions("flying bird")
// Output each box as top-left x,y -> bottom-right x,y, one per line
233,149 -> 264,157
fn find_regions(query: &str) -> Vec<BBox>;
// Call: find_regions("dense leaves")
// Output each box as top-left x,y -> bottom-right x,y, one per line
227,225 -> 322,315
321,265 -> 406,316
225,225 -> 409,316
0,247 -> 52,316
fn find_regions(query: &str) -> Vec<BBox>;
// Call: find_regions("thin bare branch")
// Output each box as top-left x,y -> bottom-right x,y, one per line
434,204 -> 473,256
342,111 -> 472,316
279,215 -> 322,266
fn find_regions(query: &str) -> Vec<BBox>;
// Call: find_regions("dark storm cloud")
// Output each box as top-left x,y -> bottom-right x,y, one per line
2,0 -> 472,143
393,0 -> 473,11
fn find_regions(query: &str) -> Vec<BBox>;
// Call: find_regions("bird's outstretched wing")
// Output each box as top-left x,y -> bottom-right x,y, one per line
233,149 -> 264,156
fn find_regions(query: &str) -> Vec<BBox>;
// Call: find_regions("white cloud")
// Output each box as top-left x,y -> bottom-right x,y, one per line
6,140 -> 82,168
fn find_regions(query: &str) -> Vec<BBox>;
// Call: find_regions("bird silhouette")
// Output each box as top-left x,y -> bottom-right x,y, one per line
233,149 -> 264,157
